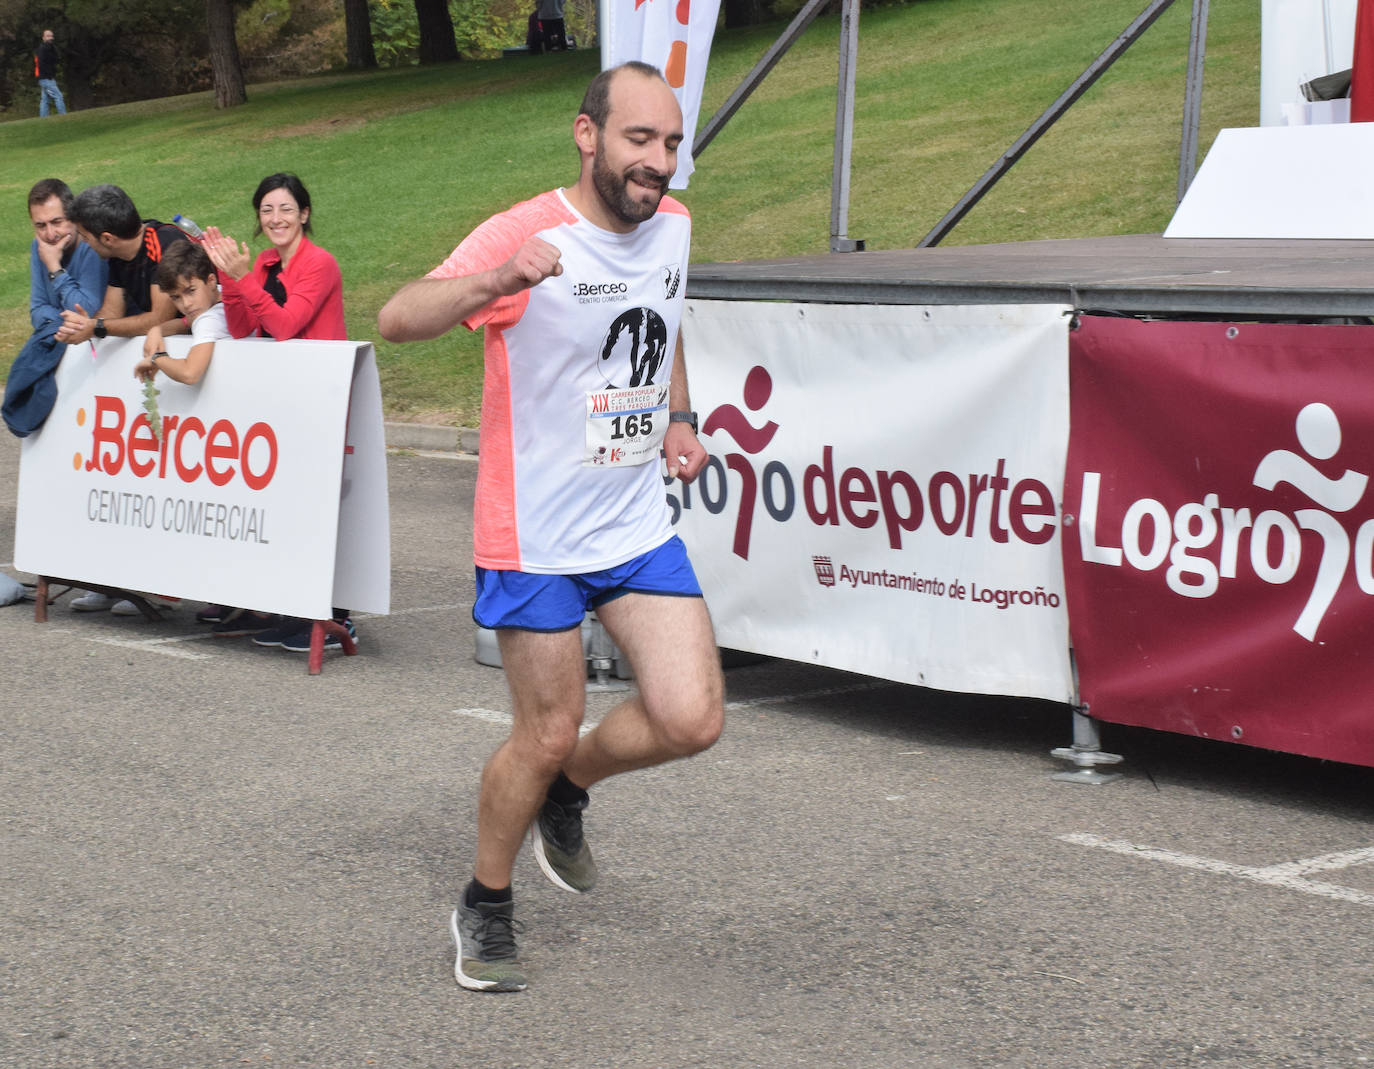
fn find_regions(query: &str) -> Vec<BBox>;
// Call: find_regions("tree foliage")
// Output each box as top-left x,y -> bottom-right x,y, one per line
0,0 -> 578,115
369,0 -> 525,66
235,0 -> 344,81
0,0 -> 213,112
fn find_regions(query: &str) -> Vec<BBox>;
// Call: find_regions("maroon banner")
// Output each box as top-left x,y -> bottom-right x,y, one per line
1064,316 -> 1374,766
1354,0 -> 1374,123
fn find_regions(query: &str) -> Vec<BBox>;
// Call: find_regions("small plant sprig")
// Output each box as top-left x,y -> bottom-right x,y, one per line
141,376 -> 162,442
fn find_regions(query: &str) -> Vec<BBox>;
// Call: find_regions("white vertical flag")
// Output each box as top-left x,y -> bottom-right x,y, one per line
600,0 -> 722,188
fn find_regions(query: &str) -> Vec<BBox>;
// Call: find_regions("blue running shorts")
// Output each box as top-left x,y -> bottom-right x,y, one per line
473,535 -> 703,632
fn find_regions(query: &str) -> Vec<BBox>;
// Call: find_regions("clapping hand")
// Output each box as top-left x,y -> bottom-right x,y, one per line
202,226 -> 252,281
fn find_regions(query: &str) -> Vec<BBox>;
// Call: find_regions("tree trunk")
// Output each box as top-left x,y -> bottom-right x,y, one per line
414,0 -> 460,64
206,0 -> 247,107
723,0 -> 765,29
345,0 -> 378,69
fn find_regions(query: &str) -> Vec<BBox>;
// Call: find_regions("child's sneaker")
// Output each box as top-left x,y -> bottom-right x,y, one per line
196,603 -> 230,624
212,609 -> 276,637
112,595 -> 180,616
252,618 -> 307,647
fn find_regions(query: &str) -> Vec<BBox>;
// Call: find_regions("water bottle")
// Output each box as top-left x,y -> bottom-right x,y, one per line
173,213 -> 204,239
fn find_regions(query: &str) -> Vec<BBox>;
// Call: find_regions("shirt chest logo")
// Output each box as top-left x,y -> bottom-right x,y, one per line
571,279 -> 629,305
662,263 -> 681,300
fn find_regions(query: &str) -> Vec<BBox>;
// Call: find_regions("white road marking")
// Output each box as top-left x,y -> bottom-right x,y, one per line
1252,847 -> 1374,878
353,603 -> 467,620
137,631 -> 217,645
453,708 -> 599,736
80,634 -> 212,660
450,680 -> 890,737
1059,833 -> 1374,906
725,681 -> 891,710
453,707 -> 515,728
32,602 -> 471,660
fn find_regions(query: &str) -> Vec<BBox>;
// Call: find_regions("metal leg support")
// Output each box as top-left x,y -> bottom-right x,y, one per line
34,576 -> 167,622
1051,705 -> 1124,784
306,618 -> 358,676
585,614 -> 630,694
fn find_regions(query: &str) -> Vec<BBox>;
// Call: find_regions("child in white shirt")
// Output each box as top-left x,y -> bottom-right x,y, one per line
112,242 -> 232,618
135,241 -> 229,385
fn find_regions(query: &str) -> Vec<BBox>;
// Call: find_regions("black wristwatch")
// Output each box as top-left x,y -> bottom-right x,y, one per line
47,268 -> 65,282
93,318 -> 107,339
669,410 -> 698,434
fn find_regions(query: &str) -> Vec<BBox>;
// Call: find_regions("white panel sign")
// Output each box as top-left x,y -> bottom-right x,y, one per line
332,348 -> 392,615
14,336 -> 390,620
1165,124 -> 1374,239
1261,0 -> 1356,127
678,301 -> 1074,702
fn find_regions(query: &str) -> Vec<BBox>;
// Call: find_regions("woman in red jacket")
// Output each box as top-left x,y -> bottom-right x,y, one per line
202,172 -> 346,342
200,173 -> 354,651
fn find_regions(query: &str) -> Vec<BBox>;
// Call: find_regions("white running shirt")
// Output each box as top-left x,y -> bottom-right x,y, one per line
429,189 -> 691,573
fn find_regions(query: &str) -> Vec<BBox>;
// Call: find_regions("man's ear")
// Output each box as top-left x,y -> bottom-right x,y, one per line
573,113 -> 598,159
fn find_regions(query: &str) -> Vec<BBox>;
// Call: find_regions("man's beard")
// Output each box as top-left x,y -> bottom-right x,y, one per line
592,146 -> 667,226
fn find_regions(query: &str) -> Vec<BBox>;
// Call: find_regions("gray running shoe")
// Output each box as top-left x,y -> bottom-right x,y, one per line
531,795 -> 598,893
450,901 -> 527,992
71,590 -> 116,612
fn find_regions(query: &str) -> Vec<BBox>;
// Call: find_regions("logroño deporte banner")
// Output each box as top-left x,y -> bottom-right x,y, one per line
679,300 -> 1075,703
1064,316 -> 1374,766
14,336 -> 390,621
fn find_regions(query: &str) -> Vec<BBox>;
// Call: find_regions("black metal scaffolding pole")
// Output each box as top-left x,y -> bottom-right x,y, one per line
693,0 -> 832,158
917,0 -> 1178,248
830,0 -> 862,252
1178,0 -> 1211,202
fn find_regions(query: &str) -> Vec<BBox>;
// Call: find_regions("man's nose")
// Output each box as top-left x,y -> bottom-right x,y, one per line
645,140 -> 672,176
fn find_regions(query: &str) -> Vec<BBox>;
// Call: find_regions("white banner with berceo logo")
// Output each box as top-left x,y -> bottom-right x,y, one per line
14,336 -> 390,620
678,300 -> 1074,702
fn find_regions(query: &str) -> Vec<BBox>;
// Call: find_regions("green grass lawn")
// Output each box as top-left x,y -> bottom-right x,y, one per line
1,0 -> 1258,426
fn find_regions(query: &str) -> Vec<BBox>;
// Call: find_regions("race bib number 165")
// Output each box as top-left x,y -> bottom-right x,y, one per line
583,384 -> 669,467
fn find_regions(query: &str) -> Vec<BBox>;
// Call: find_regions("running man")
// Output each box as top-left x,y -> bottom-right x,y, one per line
378,61 -> 724,993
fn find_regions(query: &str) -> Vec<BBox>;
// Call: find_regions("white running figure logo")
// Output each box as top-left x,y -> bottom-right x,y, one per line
1252,403 -> 1368,640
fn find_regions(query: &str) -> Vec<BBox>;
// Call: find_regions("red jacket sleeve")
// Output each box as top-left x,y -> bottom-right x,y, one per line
221,240 -> 344,340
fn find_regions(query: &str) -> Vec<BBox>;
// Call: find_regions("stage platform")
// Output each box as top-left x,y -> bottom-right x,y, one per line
686,234 -> 1374,318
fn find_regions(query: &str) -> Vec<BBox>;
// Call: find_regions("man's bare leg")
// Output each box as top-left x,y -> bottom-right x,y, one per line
473,625 -> 587,890
564,592 -> 724,789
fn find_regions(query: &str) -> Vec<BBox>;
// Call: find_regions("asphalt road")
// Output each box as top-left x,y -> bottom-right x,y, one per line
3,431 -> 1373,1068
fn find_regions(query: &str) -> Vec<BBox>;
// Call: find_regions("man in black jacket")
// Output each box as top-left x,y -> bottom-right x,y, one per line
36,30 -> 67,117
56,185 -> 187,345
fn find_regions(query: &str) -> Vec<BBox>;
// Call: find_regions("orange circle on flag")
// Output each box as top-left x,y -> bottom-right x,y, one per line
73,452 -> 82,471
666,40 -> 687,88
76,407 -> 86,426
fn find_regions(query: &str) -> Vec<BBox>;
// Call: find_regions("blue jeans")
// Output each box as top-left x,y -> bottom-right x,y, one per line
38,79 -> 66,117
